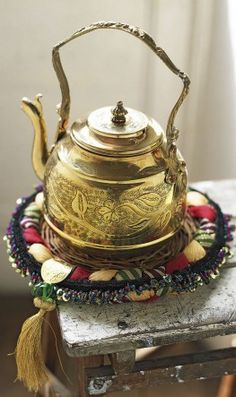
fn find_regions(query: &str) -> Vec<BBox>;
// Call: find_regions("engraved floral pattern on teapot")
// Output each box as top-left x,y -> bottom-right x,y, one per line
45,166 -> 174,245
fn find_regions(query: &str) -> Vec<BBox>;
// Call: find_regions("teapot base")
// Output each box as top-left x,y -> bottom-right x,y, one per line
41,212 -> 197,270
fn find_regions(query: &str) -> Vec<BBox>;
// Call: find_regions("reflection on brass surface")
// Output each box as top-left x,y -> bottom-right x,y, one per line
21,21 -> 190,257
21,94 -> 49,180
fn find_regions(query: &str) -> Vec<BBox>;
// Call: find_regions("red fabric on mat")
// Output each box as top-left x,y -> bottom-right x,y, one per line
187,205 -> 217,222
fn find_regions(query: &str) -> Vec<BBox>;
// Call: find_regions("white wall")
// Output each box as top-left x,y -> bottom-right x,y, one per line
1,0 -> 235,292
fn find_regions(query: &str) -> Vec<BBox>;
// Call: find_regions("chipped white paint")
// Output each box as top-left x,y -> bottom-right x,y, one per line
175,365 -> 184,383
87,378 -> 113,395
57,180 -> 236,357
197,376 -> 206,380
140,371 -> 145,375
123,385 -> 131,391
144,336 -> 154,347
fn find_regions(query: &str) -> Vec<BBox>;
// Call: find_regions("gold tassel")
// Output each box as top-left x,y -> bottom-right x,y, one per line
15,297 -> 56,392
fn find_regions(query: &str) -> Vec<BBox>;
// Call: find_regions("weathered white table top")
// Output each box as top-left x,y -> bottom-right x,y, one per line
58,180 -> 236,357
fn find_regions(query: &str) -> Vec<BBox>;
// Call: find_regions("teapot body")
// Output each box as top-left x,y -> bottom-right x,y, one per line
43,126 -> 187,253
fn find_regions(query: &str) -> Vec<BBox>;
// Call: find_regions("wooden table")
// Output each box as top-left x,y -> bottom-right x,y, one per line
51,180 -> 236,396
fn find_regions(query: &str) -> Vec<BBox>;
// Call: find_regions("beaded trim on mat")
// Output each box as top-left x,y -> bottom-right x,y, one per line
4,186 -> 234,304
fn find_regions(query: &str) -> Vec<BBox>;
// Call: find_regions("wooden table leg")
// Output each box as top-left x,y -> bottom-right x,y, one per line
217,375 -> 236,397
42,310 -> 61,374
109,350 -> 135,374
76,355 -> 105,397
36,370 -> 73,397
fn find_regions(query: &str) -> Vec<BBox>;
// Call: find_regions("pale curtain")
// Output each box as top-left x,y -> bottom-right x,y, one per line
146,0 -> 236,182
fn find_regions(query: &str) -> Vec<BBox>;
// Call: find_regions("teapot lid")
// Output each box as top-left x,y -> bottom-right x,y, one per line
71,101 -> 163,157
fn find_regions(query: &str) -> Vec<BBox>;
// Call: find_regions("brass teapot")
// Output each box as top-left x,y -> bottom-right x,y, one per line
22,22 -> 190,258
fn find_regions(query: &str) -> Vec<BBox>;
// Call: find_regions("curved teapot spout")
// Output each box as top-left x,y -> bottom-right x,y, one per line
21,94 -> 48,181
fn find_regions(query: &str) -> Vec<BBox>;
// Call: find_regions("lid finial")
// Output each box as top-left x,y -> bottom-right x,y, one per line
111,101 -> 128,125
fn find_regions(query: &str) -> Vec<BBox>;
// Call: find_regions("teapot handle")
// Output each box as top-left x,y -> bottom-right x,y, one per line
52,21 -> 190,149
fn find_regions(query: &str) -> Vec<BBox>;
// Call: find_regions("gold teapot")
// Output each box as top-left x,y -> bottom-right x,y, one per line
22,21 -> 190,259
